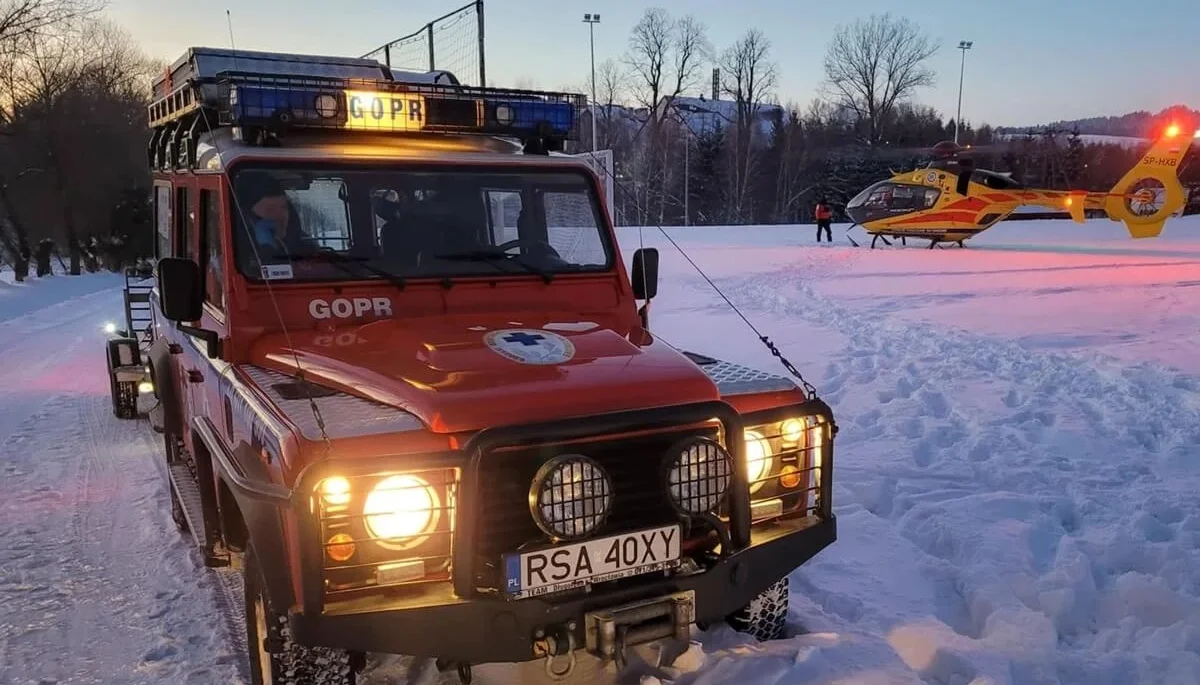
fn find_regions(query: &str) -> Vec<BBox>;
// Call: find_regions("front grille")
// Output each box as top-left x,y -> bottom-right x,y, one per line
473,425 -> 722,591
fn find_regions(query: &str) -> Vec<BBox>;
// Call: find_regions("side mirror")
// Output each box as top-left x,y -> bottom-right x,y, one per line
156,257 -> 203,322
630,247 -> 659,301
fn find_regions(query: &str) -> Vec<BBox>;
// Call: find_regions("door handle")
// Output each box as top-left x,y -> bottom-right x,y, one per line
186,370 -> 203,383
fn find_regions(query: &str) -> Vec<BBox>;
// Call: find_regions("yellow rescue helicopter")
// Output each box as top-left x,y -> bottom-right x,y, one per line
843,124 -> 1197,249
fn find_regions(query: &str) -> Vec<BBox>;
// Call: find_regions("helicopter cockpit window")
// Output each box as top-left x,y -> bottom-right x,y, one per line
889,184 -> 921,211
864,186 -> 892,208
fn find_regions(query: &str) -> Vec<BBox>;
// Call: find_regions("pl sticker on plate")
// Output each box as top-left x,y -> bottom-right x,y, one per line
484,329 -> 575,365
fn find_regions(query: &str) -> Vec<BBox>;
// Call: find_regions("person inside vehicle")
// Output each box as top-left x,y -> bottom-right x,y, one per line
237,174 -> 310,262
376,187 -> 423,267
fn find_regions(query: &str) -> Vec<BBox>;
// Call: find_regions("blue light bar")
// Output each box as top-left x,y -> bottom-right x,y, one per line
487,99 -> 575,137
218,78 -> 580,141
228,84 -> 345,127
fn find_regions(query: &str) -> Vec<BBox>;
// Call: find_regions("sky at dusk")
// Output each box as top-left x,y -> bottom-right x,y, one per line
107,0 -> 1200,128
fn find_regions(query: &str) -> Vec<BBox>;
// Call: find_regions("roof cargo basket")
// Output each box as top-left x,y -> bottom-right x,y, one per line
147,47 -> 585,170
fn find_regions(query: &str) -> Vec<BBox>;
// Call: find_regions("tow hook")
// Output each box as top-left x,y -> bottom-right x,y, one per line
532,622 -> 577,680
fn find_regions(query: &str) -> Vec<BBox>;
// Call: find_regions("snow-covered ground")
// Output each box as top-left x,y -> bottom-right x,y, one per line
1,216 -> 1198,684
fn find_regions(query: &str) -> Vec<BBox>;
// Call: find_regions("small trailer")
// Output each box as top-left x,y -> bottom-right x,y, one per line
104,263 -> 156,419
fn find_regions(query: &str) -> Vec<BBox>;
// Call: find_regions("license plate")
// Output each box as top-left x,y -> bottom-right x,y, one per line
503,524 -> 681,600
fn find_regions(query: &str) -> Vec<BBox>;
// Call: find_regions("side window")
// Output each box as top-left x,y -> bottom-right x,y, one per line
287,179 -> 351,251
174,186 -> 193,260
155,185 -> 171,260
542,190 -> 606,266
484,189 -> 522,245
201,189 -> 223,310
890,184 -> 919,211
864,186 -> 892,208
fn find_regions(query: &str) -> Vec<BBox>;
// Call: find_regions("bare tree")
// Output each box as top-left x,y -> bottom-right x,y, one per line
2,15 -> 153,274
0,0 -> 98,42
624,8 -> 709,125
622,8 -> 710,225
821,13 -> 938,146
596,59 -> 625,107
593,58 -> 628,150
720,28 -> 777,221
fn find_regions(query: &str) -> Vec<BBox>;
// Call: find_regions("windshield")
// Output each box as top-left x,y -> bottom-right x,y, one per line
229,164 -> 613,283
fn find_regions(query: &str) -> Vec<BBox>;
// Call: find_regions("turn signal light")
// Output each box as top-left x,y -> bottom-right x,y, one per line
779,465 -> 802,489
326,533 -> 355,562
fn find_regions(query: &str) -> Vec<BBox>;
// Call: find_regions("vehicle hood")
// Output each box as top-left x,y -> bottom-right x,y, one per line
247,316 -> 720,434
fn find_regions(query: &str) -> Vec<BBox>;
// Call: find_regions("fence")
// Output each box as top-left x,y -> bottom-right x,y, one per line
361,1 -> 486,86
570,150 -> 616,224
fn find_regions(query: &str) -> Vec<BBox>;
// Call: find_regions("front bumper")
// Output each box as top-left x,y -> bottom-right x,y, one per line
290,513 -> 836,664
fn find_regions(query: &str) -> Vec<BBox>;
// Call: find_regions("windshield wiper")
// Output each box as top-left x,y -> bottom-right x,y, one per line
289,250 -> 407,290
433,248 -> 555,284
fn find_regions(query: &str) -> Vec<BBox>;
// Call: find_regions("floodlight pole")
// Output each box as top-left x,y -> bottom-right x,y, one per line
583,13 -> 600,152
955,40 -> 973,144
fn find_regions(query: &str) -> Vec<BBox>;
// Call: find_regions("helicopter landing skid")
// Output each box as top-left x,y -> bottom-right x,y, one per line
868,234 -> 909,249
926,239 -> 967,249
846,224 -> 907,249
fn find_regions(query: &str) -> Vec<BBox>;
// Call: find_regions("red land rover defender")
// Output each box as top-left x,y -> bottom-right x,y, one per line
136,47 -> 837,684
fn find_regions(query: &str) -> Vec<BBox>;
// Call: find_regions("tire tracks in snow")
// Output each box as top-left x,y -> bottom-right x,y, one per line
0,282 -> 513,685
0,284 -> 123,355
0,326 -> 245,684
0,286 -> 125,449
704,263 -> 1200,685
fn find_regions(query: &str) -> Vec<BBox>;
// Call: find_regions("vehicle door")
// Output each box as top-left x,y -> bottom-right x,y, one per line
191,175 -> 232,445
149,182 -> 172,349
170,180 -> 203,457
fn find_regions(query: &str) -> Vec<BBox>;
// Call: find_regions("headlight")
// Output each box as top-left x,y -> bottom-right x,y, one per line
666,437 -> 733,514
780,418 -> 807,445
363,474 -> 440,549
744,430 -> 773,494
529,455 -> 613,540
320,476 -> 351,507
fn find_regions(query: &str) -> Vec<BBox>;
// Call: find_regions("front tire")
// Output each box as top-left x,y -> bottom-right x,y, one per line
725,577 -> 789,642
243,543 -> 355,685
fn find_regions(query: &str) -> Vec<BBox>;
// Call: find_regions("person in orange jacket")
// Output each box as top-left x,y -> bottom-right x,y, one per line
814,198 -> 833,243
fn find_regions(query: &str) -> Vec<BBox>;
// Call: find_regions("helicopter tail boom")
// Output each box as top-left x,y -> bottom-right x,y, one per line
1103,125 -> 1195,239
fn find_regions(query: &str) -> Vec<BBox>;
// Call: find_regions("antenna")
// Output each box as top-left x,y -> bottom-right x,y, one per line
226,9 -> 237,51
200,10 -> 336,449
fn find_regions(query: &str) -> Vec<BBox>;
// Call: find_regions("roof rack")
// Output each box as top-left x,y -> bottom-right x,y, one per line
148,47 -> 586,171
